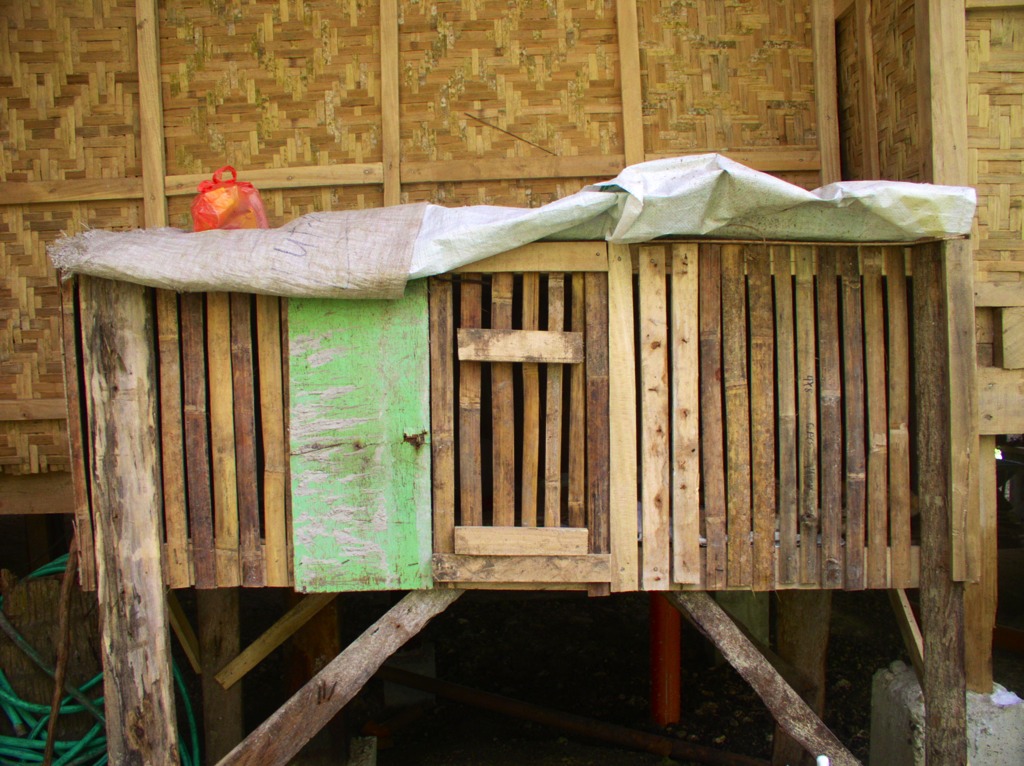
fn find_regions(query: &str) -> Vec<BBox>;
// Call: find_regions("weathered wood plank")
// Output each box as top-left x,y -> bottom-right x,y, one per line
80,277 -> 180,764
289,283 -> 432,592
521,273 -> 541,527
774,247 -> 800,586
459,277 -> 484,527
862,247 -> 889,589
453,527 -> 589,556
231,294 -> 263,587
817,249 -> 843,589
978,366 -> 1024,434
747,247 -> 775,592
885,247 -> 913,588
491,273 -> 516,527
840,250 -> 867,590
586,273 -> 611,558
430,279 -> 457,555
453,242 -> 608,274
433,554 -> 610,584
457,329 -> 584,364
544,274 -> 566,528
966,436 -> 998,692
568,274 -> 587,530
670,244 -> 701,585
794,246 -> 819,585
722,245 -> 752,588
700,245 -> 727,590
256,295 -> 289,587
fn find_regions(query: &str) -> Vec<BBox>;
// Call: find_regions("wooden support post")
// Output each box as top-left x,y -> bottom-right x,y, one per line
649,593 -> 681,726
80,277 -> 180,765
667,592 -> 860,766
965,436 -> 998,692
198,590 -> 244,763
217,589 -> 463,766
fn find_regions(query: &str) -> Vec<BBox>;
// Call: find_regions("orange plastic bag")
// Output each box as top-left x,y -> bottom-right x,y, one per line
191,166 -> 269,231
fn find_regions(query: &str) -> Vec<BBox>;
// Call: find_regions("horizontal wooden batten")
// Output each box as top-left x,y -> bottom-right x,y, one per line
432,554 -> 610,583
978,366 -> 1024,434
454,242 -> 608,273
401,156 -> 624,184
0,177 -> 144,205
453,526 -> 589,556
645,147 -> 823,173
975,281 -> 1024,307
457,329 -> 584,364
0,399 -> 68,421
0,471 -> 74,515
164,164 -> 384,195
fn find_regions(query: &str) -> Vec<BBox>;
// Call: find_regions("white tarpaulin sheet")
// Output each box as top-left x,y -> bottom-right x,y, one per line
50,154 -> 977,298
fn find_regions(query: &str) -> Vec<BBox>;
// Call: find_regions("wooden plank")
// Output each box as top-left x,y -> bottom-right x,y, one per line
0,399 -> 67,421
855,0 -> 881,179
840,250 -> 867,590
975,281 -> 1024,307
231,294 -> 263,587
606,247 -> 637,592
181,292 -> 216,589
215,593 -> 338,691
289,284 -> 433,592
0,472 -> 73,515
670,244 -> 701,585
774,247 -> 800,586
207,293 -> 240,587
453,527 -> 589,556
586,270 -> 611,555
453,242 -> 609,274
491,273 -> 516,527
817,249 -> 844,589
747,247 -> 776,591
794,246 -> 819,585
402,156 -> 624,184
889,589 -> 925,683
811,0 -> 842,184
219,590 -> 462,766
886,247 -> 913,588
433,554 -> 610,584
431,278 -> 457,554
639,246 -> 671,590
978,366 -> 1024,433
521,273 -> 541,527
60,281 -> 95,588
380,0 -> 400,206
721,245 -> 752,588
700,245 -> 727,590
834,0 -> 855,18
615,0 -> 645,166
568,274 -> 587,530
644,148 -> 822,173
163,164 -> 384,195
198,589 -> 243,762
862,247 -> 889,589
965,436 -> 998,692
457,329 -> 584,364
0,177 -> 144,206
155,290 -> 191,588
459,277 -> 484,527
256,295 -> 289,587
136,0 -> 167,225
995,307 -> 1024,368
80,277 -> 179,764
544,274 -> 566,528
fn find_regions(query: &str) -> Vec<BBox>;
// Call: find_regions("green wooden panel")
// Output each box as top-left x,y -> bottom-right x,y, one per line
289,281 -> 432,592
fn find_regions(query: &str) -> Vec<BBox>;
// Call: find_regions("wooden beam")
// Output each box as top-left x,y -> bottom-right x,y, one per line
0,399 -> 68,421
0,472 -> 73,515
80,276 -> 180,764
199,590 -> 244,762
975,281 -> 1024,307
667,592 -> 860,766
855,0 -> 881,178
136,0 -> 167,226
380,0 -> 401,206
216,589 -> 463,766
965,437 -> 998,692
166,592 -> 201,675
811,0 -> 842,184
456,329 -> 584,364
889,589 -> 925,683
978,365 -> 1024,433
164,164 -> 383,196
453,242 -> 608,274
645,148 -> 822,173
453,527 -> 589,556
432,554 -> 610,584
402,156 -> 623,184
615,0 -> 645,165
0,178 -> 144,206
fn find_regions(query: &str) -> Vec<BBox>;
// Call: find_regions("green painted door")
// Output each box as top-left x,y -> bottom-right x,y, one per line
289,280 -> 432,592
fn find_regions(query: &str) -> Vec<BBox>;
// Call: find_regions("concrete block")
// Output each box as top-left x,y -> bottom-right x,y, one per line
870,661 -> 1024,765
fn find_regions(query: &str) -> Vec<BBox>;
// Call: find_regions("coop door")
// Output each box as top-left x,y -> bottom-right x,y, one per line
289,282 -> 433,592
429,252 -> 620,590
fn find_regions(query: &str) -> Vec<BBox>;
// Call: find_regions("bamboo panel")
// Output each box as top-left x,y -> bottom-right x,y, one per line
774,246 -> 800,586
817,249 -> 843,588
520,274 -> 540,527
490,273 -> 515,527
699,245 -> 727,589
399,0 -> 622,164
638,246 -> 670,590
747,247 -> 775,591
459,277 -> 484,527
544,274 -> 566,528
873,0 -> 922,181
159,0 -> 381,175
794,246 -> 819,584
862,247 -> 890,589
886,247 -> 914,588
0,0 -> 141,183
840,251 -> 867,590
721,245 -> 752,588
638,0 -> 817,155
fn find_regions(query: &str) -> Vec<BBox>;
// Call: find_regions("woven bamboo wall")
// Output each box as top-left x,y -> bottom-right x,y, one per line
871,0 -> 920,183
836,11 -> 864,180
1,0 -> 840,483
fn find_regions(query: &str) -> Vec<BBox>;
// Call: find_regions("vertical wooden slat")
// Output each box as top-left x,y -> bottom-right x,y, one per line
965,436 -> 998,692
231,294 -> 263,587
721,245 -> 752,588
60,281 -> 96,589
491,273 -> 515,526
430,278 -> 456,554
862,247 -> 889,589
795,246 -> 819,585
459,278 -> 484,526
521,272 -> 541,527
639,246 -> 670,590
181,292 -> 216,588
586,272 -> 611,556
886,247 -> 913,587
817,249 -> 843,589
840,249 -> 867,590
207,293 -> 240,586
811,0 -> 842,184
747,247 -> 776,591
700,245 -> 727,590
256,295 -> 289,587
671,244 -> 700,585
774,247 -> 799,586
379,0 -> 401,206
568,274 -> 587,530
855,0 -> 881,178
544,274 -> 566,528
615,0 -> 644,166
135,0 -> 167,225
607,244 -> 638,592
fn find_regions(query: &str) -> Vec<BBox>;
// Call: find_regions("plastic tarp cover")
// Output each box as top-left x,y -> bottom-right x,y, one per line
49,154 -> 977,298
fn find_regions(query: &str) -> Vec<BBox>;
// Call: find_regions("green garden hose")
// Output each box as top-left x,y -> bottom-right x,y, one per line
0,556 -> 201,766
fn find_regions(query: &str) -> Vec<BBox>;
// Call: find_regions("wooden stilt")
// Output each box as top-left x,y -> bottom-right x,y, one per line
217,589 -> 463,766
80,276 -> 180,765
649,593 -> 681,726
198,589 -> 244,763
667,591 -> 860,766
